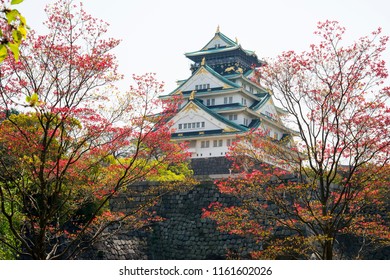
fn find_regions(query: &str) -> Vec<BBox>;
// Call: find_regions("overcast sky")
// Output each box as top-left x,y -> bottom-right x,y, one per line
19,0 -> 390,92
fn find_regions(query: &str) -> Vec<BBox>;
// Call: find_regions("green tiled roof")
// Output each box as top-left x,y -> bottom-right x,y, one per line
208,103 -> 245,112
250,94 -> 271,111
191,98 -> 248,132
200,31 -> 237,51
185,45 -> 240,57
186,45 -> 257,58
186,31 -> 257,58
165,64 -> 240,96
215,32 -> 237,47
171,129 -> 245,139
248,119 -> 261,129
203,64 -> 240,88
243,69 -> 254,77
181,88 -> 238,96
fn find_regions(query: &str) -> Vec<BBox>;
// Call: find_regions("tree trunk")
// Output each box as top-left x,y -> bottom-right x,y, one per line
323,239 -> 333,260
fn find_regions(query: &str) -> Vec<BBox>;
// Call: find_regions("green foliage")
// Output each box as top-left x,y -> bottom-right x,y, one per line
0,0 -> 27,62
0,45 -> 7,61
0,202 -> 21,260
147,162 -> 193,182
11,0 -> 24,4
25,93 -> 40,107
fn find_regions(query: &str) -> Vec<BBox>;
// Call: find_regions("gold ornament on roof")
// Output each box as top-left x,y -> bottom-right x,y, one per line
235,37 -> 238,44
216,25 -> 220,33
201,57 -> 206,66
189,90 -> 196,100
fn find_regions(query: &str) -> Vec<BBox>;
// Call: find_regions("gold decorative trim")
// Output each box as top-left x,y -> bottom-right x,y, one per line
223,127 -> 236,132
197,67 -> 207,74
182,102 -> 199,113
189,90 -> 196,100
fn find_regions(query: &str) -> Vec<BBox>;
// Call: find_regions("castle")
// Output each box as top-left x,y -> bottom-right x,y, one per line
160,27 -> 293,164
80,29 -> 389,260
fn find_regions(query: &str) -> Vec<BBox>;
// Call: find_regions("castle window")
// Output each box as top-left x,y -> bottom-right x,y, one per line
206,98 -> 215,106
201,141 -> 210,148
223,96 -> 233,104
213,140 -> 222,147
228,114 -> 237,121
179,122 -> 206,130
195,85 -> 198,90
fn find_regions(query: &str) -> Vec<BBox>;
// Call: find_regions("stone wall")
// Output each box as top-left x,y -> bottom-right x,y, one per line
86,180 -> 261,260
146,181 -> 259,259
81,178 -> 389,260
190,157 -> 232,176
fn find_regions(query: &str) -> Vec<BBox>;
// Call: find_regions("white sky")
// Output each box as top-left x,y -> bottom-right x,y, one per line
18,0 -> 390,93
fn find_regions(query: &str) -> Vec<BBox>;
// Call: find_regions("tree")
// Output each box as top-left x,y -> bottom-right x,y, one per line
203,21 -> 390,260
0,0 -> 27,62
0,0 -> 192,260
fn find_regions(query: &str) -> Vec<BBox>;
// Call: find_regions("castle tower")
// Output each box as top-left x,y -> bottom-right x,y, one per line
160,28 -> 293,172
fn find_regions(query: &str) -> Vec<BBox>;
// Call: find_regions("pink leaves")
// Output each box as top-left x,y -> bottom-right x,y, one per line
262,20 -> 390,170
315,20 -> 345,42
